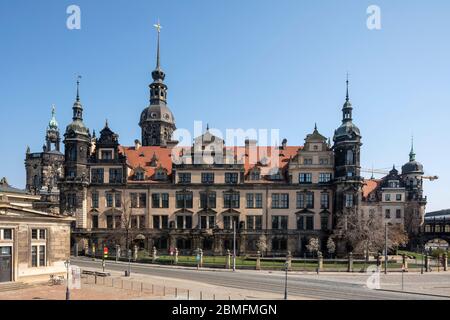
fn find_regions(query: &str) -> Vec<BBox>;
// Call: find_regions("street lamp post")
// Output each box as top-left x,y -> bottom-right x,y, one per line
128,249 -> 132,276
64,259 -> 70,301
384,222 -> 388,274
233,220 -> 236,272
284,262 -> 288,300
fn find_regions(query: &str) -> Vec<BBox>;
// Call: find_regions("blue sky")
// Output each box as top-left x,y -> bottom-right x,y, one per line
0,0 -> 448,212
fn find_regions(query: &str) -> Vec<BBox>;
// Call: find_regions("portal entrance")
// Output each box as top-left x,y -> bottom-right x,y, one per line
0,247 -> 12,283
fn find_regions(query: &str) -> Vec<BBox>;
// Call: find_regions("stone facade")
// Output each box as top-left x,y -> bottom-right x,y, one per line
0,183 -> 72,283
25,30 -> 427,257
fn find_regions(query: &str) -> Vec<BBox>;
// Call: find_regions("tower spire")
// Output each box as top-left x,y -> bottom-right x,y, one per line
409,136 -> 416,162
342,74 -> 353,123
154,20 -> 162,70
72,75 -> 83,121
346,72 -> 350,102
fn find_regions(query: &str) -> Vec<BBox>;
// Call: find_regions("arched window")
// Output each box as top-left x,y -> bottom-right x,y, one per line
346,150 -> 354,165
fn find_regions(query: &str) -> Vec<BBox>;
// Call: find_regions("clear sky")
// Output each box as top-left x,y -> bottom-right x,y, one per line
0,0 -> 448,212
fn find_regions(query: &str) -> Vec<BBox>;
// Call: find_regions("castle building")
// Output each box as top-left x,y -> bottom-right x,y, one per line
25,27 -> 427,256
25,106 -> 64,214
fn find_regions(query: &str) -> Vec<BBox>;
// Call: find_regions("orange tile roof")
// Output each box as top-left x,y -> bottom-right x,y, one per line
362,179 -> 381,198
120,145 -> 302,183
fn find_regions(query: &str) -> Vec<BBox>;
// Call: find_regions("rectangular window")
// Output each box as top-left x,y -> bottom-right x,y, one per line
201,172 -> 215,184
319,173 -> 332,183
299,173 -> 312,183
152,193 -> 160,208
255,193 -> 262,208
31,246 -> 37,267
247,216 -> 254,230
345,194 -> 354,208
139,193 -> 147,208
131,216 -> 138,229
109,168 -> 123,184
272,193 -> 289,209
185,216 -> 192,229
161,193 -> 169,208
223,216 -> 238,230
224,193 -> 240,208
106,193 -> 113,208
200,192 -> 216,209
101,150 -> 113,160
92,215 -> 99,229
32,229 -> 38,240
39,245 -> 45,267
115,193 -> 122,208
396,209 -> 402,219
319,158 -> 329,165
320,193 -> 329,209
297,216 -> 304,230
246,194 -> 254,208
200,216 -> 207,229
131,193 -> 138,208
67,193 -> 77,209
272,216 -> 288,230
296,193 -> 304,209
153,216 -> 160,229
225,173 -> 239,184
321,215 -> 328,230
385,209 -> 391,219
306,216 -> 314,230
176,192 -> 193,208
177,216 -> 184,229
91,168 -> 104,184
385,194 -> 391,201
106,216 -> 114,229
209,216 -> 216,229
2,229 -> 12,240
271,194 -> 279,208
31,229 -> 46,240
39,229 -> 46,240
161,216 -> 169,229
178,173 -> 191,183
396,194 -> 402,201
255,216 -> 262,230
306,193 -> 314,209
92,192 -> 99,208
303,158 -> 313,165
138,216 -> 145,229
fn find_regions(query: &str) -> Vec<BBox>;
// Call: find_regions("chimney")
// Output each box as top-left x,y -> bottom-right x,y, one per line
134,139 -> 142,150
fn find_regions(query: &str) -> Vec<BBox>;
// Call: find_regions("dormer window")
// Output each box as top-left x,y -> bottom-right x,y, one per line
154,168 -> 167,181
100,150 -> 113,160
249,169 -> 260,181
135,170 -> 145,181
388,180 -> 400,188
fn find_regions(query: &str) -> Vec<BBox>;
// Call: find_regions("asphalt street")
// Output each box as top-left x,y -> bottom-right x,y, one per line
71,257 -> 448,300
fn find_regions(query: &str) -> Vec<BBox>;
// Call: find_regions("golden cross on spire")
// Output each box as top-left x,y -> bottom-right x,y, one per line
153,20 -> 162,33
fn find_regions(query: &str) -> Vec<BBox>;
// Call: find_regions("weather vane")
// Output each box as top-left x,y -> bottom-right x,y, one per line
153,20 -> 162,33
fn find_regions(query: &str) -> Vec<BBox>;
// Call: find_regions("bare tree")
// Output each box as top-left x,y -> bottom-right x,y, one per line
256,234 -> 268,257
334,208 -> 409,257
306,237 -> 320,257
326,237 -> 336,258
121,199 -> 133,252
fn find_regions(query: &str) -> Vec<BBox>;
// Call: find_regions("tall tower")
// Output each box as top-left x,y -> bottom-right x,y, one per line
60,77 -> 91,226
139,21 -> 176,146
332,78 -> 363,248
25,105 -> 64,214
401,138 -> 427,236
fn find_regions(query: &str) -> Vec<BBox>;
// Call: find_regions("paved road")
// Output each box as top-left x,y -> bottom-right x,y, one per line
72,257 -> 448,300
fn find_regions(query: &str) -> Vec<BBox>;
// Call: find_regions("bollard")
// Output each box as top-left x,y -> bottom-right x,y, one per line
116,245 -> 121,262
347,252 -> 354,273
256,250 -> 261,271
133,245 -> 138,261
152,246 -> 157,263
286,251 -> 292,271
187,289 -> 190,300
317,251 -> 324,272
174,248 -> 179,265
175,288 -> 178,298
402,254 -> 408,272
442,253 -> 448,271
226,250 -> 231,269
200,291 -> 203,300
425,255 -> 430,272
199,249 -> 204,268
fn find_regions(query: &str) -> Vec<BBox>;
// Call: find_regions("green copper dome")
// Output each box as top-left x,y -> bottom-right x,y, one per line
48,105 -> 59,130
